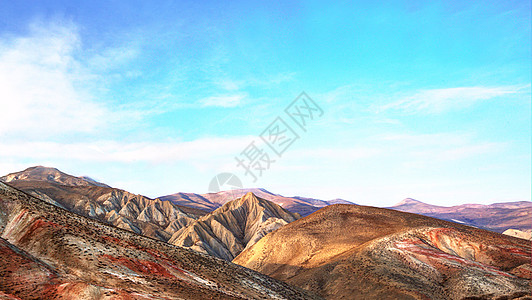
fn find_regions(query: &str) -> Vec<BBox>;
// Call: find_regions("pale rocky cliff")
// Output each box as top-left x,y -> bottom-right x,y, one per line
169,192 -> 299,260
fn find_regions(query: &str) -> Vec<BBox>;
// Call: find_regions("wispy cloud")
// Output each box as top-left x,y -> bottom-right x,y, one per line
0,21 -> 104,138
0,20 -> 155,140
87,45 -> 140,72
0,136 -> 252,165
379,86 -> 525,114
376,132 -> 506,165
199,94 -> 247,108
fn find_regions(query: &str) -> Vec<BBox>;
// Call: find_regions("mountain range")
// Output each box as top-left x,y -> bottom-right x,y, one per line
5,167 -> 529,238
1,166 -> 530,299
0,167 -> 304,261
389,198 -> 532,233
160,188 -> 352,217
0,180 -> 318,299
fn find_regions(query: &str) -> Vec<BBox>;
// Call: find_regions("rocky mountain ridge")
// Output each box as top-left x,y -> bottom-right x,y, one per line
1,167 -> 203,242
169,192 -> 300,260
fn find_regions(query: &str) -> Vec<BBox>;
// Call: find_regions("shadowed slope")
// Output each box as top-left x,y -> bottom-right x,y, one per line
0,182 -> 320,299
234,204 -> 531,300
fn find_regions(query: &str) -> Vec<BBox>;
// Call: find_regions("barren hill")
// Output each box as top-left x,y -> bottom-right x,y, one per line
0,181 -> 319,299
169,192 -> 299,260
234,204 -> 531,299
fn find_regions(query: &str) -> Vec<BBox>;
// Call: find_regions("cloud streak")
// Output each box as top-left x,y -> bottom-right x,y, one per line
199,94 -> 247,108
0,137 -> 253,164
379,86 -> 524,114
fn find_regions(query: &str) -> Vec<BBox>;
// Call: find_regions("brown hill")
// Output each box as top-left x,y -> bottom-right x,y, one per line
161,188 -> 352,216
1,167 -> 206,242
390,198 -> 532,233
0,181 -> 320,299
169,192 -> 299,261
234,204 -> 531,299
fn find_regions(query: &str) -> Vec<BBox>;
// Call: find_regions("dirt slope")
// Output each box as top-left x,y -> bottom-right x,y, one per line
234,204 -> 531,300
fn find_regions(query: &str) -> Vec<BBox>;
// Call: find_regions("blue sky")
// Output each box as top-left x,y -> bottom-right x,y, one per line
0,0 -> 530,206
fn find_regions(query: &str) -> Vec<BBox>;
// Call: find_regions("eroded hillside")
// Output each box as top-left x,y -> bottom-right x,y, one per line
0,181 -> 320,299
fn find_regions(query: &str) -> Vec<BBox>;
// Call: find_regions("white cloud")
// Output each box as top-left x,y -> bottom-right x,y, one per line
0,20 -> 146,140
87,45 -> 139,72
213,78 -> 243,91
374,132 -> 507,170
0,136 -> 252,165
199,94 -> 246,107
379,86 -> 522,114
0,22 -> 104,138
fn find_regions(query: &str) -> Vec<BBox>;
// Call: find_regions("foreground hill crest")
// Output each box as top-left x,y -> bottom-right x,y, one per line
234,204 -> 531,299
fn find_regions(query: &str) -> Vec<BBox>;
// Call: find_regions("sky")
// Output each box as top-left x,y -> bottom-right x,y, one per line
0,0 -> 530,206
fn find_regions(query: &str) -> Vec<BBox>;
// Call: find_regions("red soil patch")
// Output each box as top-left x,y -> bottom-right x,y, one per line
101,254 -> 176,279
395,238 -> 512,277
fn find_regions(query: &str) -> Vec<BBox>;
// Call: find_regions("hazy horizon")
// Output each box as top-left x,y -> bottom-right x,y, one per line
0,1 -> 530,206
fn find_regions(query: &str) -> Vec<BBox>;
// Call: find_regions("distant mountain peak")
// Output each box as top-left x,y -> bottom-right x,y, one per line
239,191 -> 259,202
161,187 -> 351,217
393,198 -> 423,206
1,165 -> 110,188
222,192 -> 289,217
27,165 -> 58,171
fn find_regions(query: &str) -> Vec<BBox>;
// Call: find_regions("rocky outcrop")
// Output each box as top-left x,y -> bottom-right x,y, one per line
1,167 -> 200,242
0,181 -> 319,299
234,204 -> 531,300
503,229 -> 532,240
169,192 -> 299,260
